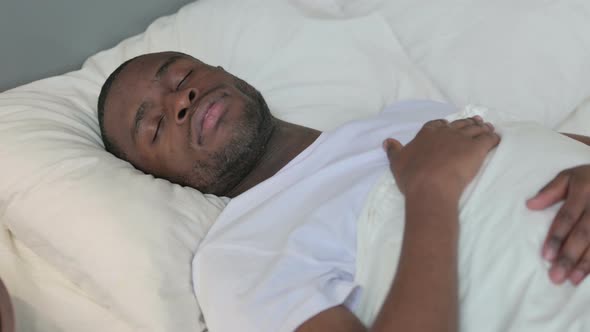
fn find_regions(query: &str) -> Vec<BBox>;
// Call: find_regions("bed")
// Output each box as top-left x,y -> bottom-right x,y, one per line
0,0 -> 589,331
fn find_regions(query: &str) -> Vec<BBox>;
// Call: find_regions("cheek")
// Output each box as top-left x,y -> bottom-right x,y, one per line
162,141 -> 192,170
161,133 -> 211,174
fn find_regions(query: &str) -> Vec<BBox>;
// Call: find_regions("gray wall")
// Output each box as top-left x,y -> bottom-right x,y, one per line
0,0 -> 196,92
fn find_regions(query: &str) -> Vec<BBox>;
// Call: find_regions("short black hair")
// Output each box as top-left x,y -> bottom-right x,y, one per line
97,56 -> 139,160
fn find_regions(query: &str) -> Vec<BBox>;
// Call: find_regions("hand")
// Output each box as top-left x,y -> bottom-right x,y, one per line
527,165 -> 590,285
384,116 -> 500,200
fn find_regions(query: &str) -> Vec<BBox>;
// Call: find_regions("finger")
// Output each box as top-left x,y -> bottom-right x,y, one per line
474,132 -> 501,150
461,123 -> 493,137
542,196 -> 588,261
570,247 -> 590,285
424,119 -> 449,129
552,212 -> 590,283
472,115 -> 484,125
526,173 -> 569,210
450,117 -> 479,129
549,256 -> 576,284
383,138 -> 403,161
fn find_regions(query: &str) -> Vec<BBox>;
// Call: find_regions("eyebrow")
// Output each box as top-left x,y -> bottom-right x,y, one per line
155,54 -> 183,81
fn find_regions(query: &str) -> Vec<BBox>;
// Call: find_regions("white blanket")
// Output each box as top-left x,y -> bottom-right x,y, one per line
354,121 -> 590,331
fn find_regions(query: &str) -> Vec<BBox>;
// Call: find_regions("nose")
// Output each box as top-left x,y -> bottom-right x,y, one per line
167,87 -> 198,124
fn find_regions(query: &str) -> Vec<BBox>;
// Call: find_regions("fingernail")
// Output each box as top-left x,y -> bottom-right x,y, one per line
543,246 -> 557,261
571,270 -> 585,285
382,140 -> 389,150
550,266 -> 566,283
474,115 -> 483,121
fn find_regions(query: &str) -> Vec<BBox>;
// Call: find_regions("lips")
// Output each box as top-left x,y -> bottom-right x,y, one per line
202,99 -> 225,131
190,88 -> 227,145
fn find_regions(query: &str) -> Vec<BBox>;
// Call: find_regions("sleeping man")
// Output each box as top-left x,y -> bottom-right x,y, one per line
98,51 -> 590,332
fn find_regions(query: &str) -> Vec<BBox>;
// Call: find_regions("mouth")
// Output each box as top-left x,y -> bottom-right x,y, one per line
190,88 -> 228,146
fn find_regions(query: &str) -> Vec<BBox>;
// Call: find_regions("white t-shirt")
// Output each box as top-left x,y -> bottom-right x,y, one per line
192,100 -> 457,332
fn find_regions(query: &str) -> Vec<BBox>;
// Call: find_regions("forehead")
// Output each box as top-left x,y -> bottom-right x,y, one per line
107,51 -> 185,111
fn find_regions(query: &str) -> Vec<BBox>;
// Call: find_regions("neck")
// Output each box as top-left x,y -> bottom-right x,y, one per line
225,118 -> 321,198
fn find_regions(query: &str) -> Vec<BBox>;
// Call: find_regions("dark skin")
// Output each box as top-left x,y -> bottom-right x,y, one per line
103,52 -> 320,197
102,51 -> 590,330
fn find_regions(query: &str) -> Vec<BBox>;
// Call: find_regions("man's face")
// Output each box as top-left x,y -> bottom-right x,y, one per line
103,52 -> 274,196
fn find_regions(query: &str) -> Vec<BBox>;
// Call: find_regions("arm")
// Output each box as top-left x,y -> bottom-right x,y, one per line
297,117 -> 499,332
373,190 -> 459,332
562,133 -> 590,146
297,194 -> 460,332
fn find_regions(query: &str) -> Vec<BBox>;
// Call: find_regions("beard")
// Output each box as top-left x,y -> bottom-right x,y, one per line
188,77 -> 274,196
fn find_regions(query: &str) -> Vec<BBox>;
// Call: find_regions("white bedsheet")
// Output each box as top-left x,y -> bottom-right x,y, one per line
0,1 -> 588,331
378,0 -> 590,128
0,2 -> 427,331
558,98 -> 590,137
354,117 -> 590,331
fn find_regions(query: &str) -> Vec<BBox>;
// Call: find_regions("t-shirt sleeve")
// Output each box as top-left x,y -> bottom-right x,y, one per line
193,245 -> 360,332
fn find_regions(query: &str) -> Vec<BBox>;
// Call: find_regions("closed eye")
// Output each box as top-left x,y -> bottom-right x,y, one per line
176,70 -> 193,91
152,115 -> 164,143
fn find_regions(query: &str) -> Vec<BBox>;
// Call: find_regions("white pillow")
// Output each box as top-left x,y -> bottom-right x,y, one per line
379,0 -> 590,127
0,0 -> 441,331
0,231 -> 134,332
0,65 -> 226,331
